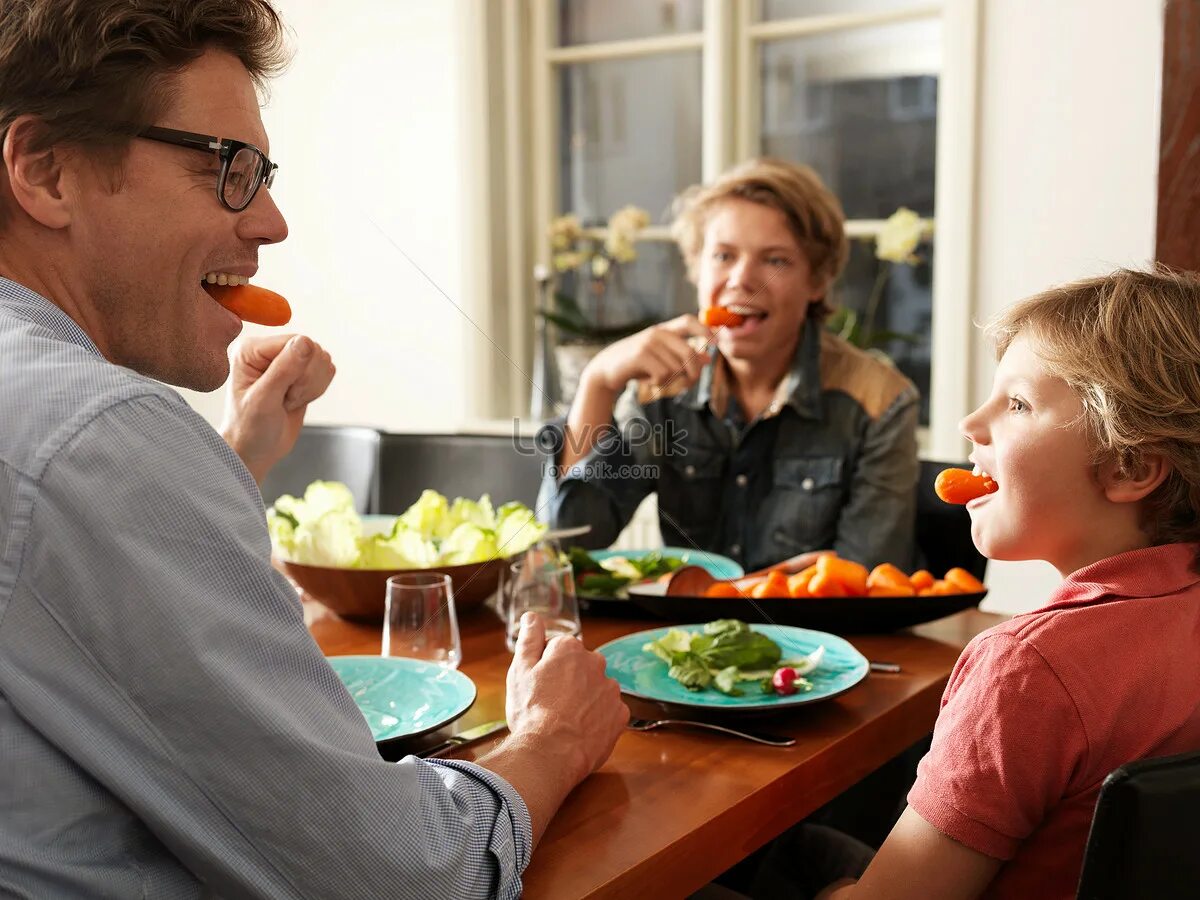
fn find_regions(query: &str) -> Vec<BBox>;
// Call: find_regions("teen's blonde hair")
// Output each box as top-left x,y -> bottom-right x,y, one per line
670,158 -> 849,319
986,267 -> 1200,548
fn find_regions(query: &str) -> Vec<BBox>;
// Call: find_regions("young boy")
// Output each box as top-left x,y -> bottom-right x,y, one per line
810,268 -> 1200,899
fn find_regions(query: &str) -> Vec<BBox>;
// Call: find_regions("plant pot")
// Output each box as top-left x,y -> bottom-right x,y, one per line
554,341 -> 607,406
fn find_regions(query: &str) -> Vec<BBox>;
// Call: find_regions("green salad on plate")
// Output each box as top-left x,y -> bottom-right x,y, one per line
643,619 -> 825,697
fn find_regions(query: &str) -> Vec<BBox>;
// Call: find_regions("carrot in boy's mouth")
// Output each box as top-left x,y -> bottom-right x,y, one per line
935,467 -> 998,505
701,306 -> 746,328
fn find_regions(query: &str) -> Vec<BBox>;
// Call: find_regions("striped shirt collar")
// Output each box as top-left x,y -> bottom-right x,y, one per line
0,275 -> 103,357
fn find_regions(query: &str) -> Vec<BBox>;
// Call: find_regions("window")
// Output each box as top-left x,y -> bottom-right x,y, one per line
494,0 -> 979,456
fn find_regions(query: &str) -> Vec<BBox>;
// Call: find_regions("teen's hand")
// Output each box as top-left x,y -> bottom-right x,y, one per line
583,315 -> 713,396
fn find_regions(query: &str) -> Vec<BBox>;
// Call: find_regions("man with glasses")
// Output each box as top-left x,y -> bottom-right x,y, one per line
137,125 -> 279,213
0,2 -> 628,899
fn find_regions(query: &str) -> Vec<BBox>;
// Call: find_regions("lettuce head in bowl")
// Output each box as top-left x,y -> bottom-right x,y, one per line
268,481 -> 547,619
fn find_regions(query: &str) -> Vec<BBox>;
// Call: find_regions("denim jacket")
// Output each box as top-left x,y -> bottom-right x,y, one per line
538,322 -> 920,572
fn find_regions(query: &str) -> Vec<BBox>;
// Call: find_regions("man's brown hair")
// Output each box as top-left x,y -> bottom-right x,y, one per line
987,266 -> 1200,549
0,0 -> 289,223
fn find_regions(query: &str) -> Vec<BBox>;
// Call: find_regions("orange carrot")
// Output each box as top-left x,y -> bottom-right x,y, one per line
750,570 -> 791,598
788,566 -> 818,599
817,555 -> 870,596
869,584 -> 916,597
867,563 -> 913,594
809,571 -> 848,598
934,468 -> 997,505
909,569 -> 935,591
919,579 -> 957,596
704,582 -> 744,598
700,306 -> 746,328
205,283 -> 292,326
944,567 -> 986,593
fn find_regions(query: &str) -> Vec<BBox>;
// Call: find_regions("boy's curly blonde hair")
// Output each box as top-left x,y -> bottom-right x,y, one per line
670,158 -> 849,320
986,267 -> 1200,548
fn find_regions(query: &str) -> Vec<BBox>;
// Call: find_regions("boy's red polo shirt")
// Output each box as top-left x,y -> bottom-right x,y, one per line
908,542 -> 1200,898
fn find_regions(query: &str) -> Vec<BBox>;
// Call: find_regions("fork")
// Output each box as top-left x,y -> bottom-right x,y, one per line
627,718 -> 795,747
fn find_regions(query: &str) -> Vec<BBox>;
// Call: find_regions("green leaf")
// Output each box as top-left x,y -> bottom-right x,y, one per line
699,628 -> 783,670
273,509 -> 298,529
713,666 -> 744,696
553,290 -> 586,319
567,546 -> 602,574
537,309 -> 592,335
668,654 -> 712,690
702,619 -> 748,637
579,572 -> 630,595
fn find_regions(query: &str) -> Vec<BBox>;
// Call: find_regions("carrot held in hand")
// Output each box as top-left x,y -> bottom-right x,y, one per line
205,283 -> 292,326
934,467 -> 997,505
700,306 -> 745,328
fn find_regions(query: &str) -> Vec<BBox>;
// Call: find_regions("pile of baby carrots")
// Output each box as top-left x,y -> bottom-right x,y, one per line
704,556 -> 986,600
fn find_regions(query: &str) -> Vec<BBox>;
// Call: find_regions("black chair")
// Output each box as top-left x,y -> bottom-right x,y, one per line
376,432 -> 544,514
914,459 -> 987,581
258,424 -> 381,514
1077,749 -> 1200,899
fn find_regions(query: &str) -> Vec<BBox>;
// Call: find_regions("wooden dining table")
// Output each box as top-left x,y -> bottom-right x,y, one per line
307,598 -> 1004,899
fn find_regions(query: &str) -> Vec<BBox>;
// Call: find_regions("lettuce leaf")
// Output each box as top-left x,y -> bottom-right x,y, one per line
267,480 -> 545,569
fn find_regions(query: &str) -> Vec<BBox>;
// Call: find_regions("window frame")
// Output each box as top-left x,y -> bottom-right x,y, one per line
483,0 -> 979,458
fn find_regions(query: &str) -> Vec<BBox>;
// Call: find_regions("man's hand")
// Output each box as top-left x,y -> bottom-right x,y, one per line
219,334 -> 335,485
476,613 -> 628,845
506,613 -> 628,784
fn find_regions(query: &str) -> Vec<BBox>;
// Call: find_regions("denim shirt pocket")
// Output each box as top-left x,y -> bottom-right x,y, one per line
763,455 -> 847,554
659,446 -> 726,535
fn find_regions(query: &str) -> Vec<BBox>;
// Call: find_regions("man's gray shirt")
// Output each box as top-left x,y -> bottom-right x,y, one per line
0,278 -> 531,899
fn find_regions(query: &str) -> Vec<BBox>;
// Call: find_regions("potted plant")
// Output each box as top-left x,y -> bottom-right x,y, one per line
537,206 -> 656,404
827,206 -> 931,356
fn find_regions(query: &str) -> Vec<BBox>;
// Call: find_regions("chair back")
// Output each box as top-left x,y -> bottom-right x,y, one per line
1077,749 -> 1200,899
914,459 -> 987,581
376,432 -> 543,514
259,425 -> 381,514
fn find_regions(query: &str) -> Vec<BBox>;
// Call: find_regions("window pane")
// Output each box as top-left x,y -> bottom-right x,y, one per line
759,19 -> 940,219
831,239 -> 933,425
558,0 -> 704,46
763,0 -> 936,20
558,52 -> 703,225
556,241 -> 693,330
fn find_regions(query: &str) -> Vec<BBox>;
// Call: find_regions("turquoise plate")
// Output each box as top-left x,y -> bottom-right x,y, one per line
597,624 -> 869,711
587,547 -> 745,583
328,655 -> 476,743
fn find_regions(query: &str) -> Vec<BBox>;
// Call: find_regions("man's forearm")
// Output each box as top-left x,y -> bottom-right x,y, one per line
475,733 -> 588,847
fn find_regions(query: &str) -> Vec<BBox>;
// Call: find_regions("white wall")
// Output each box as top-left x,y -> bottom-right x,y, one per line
970,0 -> 1164,613
182,0 -> 1166,613
181,0 -> 481,433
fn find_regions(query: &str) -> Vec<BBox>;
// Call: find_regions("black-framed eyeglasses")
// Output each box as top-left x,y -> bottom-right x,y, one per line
137,125 -> 278,212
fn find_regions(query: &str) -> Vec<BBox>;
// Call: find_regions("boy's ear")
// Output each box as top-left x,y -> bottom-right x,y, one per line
3,115 -> 73,230
1101,452 -> 1172,504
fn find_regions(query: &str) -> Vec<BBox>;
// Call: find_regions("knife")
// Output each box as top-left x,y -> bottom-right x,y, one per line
416,719 -> 508,759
